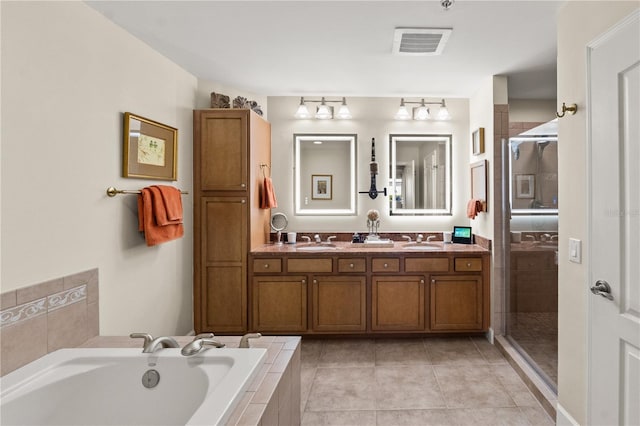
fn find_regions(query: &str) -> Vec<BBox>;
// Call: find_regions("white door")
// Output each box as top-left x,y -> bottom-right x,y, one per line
588,10 -> 640,426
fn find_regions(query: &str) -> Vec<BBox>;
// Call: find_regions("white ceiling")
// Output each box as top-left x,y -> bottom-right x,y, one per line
86,0 -> 563,99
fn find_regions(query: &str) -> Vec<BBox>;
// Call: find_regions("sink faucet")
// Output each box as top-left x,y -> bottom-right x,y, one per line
524,234 -> 536,242
239,333 -> 262,348
314,234 -> 322,243
416,234 -> 424,243
326,236 -> 337,243
181,337 -> 226,356
550,235 -> 559,242
142,336 -> 180,353
540,233 -> 552,242
401,235 -> 412,242
426,235 -> 437,243
300,235 -> 311,243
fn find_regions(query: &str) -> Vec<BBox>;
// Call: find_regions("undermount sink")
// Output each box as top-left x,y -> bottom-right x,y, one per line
296,244 -> 337,251
403,243 -> 441,250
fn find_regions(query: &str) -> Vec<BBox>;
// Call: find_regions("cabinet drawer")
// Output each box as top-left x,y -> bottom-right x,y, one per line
454,258 -> 482,272
405,258 -> 449,272
372,258 -> 400,273
253,259 -> 282,273
514,254 -> 549,271
338,258 -> 366,273
287,258 -> 333,273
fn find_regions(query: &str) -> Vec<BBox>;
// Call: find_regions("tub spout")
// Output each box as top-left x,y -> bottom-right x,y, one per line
181,338 -> 226,356
239,333 -> 262,348
142,336 -> 180,353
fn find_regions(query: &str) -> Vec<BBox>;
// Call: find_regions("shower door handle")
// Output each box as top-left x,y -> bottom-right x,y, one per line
590,280 -> 614,301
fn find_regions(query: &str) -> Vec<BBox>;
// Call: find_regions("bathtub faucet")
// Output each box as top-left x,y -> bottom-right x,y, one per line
181,337 -> 226,356
239,333 -> 262,348
142,336 -> 180,353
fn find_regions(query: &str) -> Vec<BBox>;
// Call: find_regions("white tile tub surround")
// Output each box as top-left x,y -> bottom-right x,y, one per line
82,335 -> 302,426
0,268 -> 99,376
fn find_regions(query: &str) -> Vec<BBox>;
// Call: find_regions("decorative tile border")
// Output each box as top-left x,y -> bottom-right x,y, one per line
0,298 -> 47,328
48,285 -> 86,312
0,284 -> 87,328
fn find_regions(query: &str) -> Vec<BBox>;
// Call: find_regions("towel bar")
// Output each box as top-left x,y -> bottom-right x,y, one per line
106,187 -> 189,197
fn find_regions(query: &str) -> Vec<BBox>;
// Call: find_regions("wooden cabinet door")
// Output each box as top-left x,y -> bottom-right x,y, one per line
252,275 -> 308,332
371,275 -> 425,331
312,276 -> 366,332
194,109 -> 248,192
197,196 -> 247,333
430,275 -> 483,331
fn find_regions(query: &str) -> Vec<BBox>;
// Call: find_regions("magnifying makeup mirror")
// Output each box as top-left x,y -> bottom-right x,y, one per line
270,212 -> 288,245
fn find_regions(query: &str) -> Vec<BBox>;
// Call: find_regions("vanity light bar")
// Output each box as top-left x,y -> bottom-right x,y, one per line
394,98 -> 450,120
294,97 -> 352,120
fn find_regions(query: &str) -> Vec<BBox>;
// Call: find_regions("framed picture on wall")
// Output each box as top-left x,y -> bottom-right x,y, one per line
123,112 -> 178,180
472,127 -> 485,155
312,175 -> 332,200
516,174 -> 535,198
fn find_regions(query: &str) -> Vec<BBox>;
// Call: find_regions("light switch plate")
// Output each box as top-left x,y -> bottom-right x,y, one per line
569,238 -> 582,263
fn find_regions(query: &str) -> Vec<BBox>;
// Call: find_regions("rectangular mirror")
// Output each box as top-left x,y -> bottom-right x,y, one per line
294,134 -> 357,215
389,134 -> 452,215
508,118 -> 558,215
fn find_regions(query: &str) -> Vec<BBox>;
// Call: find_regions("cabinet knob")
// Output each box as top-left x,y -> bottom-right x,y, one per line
467,262 -> 472,267
264,264 -> 269,269
313,279 -> 318,284
301,279 -> 306,284
349,263 -> 355,268
241,183 -> 246,188
432,279 -> 436,284
241,199 -> 246,204
384,263 -> 388,268
420,279 -> 425,284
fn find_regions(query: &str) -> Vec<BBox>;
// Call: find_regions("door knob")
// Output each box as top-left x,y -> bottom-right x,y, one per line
590,280 -> 614,301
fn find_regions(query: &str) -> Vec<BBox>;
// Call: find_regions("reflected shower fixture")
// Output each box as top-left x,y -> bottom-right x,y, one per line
294,97 -> 352,120
394,98 -> 450,120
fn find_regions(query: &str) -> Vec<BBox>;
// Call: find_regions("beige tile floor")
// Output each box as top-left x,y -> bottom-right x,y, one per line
300,337 -> 555,426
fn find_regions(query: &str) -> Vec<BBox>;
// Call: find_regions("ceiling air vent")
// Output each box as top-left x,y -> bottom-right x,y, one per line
392,28 -> 452,56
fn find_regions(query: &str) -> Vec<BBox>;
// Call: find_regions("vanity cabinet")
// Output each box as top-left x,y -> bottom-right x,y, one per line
430,275 -> 484,330
371,275 -> 425,331
252,275 -> 307,332
249,250 -> 490,335
312,276 -> 366,332
193,109 -> 271,334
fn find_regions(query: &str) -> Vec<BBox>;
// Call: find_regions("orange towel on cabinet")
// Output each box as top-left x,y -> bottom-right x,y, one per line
261,177 -> 278,209
137,187 -> 184,246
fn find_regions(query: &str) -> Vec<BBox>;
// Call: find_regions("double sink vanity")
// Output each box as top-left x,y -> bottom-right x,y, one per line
249,238 -> 490,336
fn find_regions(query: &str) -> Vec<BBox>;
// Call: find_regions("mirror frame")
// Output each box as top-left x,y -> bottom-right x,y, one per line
294,133 -> 357,216
389,133 -> 452,216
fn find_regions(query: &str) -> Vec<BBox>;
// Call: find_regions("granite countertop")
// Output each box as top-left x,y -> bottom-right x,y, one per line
251,241 -> 489,255
510,242 -> 559,253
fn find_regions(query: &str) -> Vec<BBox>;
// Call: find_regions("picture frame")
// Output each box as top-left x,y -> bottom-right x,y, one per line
123,112 -> 178,180
312,175 -> 332,200
516,174 -> 535,198
472,127 -> 485,155
470,159 -> 488,213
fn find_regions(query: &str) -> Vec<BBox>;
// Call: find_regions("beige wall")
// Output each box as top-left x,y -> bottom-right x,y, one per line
266,96 -> 472,233
556,2 -> 639,424
1,1 -> 197,335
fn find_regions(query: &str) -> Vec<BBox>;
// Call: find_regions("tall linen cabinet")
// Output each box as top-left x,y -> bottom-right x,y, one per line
193,109 -> 271,334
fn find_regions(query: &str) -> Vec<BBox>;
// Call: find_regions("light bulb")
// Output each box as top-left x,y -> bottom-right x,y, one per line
437,100 -> 450,120
394,99 -> 411,120
294,97 -> 311,119
335,97 -> 352,119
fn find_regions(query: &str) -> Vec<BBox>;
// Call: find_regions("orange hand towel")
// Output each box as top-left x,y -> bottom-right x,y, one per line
150,185 -> 183,225
261,177 -> 278,209
467,199 -> 484,219
137,187 -> 184,246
